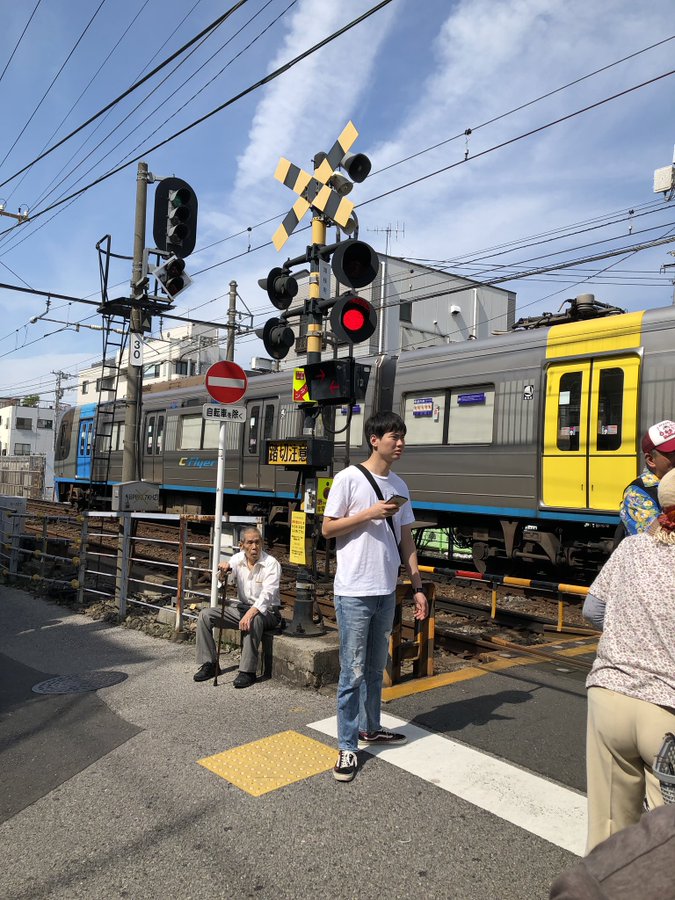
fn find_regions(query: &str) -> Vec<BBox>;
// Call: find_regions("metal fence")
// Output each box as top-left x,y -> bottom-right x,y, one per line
0,502 -> 262,635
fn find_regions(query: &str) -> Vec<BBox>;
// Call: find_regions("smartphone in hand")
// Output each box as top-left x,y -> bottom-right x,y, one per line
387,494 -> 408,508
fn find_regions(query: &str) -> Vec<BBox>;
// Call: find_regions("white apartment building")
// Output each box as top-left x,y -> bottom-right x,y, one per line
77,322 -> 221,404
0,402 -> 56,498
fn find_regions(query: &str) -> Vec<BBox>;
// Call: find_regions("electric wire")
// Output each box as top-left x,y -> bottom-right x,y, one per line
0,0 -> 43,88
0,0 -> 251,190
0,1 -> 109,172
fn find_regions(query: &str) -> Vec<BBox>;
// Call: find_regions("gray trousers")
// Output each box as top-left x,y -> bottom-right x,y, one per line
196,605 -> 281,674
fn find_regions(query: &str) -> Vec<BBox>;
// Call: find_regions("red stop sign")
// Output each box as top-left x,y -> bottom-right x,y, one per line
204,361 -> 248,404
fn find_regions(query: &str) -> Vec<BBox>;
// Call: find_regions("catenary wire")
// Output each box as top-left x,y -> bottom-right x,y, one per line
0,0 -> 43,88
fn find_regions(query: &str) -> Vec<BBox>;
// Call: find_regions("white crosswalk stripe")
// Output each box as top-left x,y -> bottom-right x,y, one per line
308,712 -> 586,856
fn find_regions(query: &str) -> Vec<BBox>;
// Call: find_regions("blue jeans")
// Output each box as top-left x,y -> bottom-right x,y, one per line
334,591 -> 397,752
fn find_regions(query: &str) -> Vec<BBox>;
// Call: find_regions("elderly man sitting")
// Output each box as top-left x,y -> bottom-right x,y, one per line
193,528 -> 282,688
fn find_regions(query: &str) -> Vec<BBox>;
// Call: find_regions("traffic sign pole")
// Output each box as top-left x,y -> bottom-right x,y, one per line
210,420 -> 227,608
203,360 -> 248,607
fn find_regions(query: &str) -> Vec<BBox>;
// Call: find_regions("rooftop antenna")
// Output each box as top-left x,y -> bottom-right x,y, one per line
366,223 -> 406,353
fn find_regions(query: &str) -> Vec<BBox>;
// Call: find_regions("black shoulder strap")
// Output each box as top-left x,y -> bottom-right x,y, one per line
355,464 -> 397,539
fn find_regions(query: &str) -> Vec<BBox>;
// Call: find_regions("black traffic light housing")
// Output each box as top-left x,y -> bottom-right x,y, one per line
153,177 -> 198,258
256,317 -> 295,360
330,239 -> 379,289
302,358 -> 370,405
329,292 -> 377,344
258,267 -> 298,310
154,255 -> 192,300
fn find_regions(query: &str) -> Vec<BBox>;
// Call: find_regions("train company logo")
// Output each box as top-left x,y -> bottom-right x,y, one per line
178,457 -> 216,468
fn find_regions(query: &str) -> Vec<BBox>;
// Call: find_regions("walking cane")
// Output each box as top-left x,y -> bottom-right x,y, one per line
213,570 -> 229,687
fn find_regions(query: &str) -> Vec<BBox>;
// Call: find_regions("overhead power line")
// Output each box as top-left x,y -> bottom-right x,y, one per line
0,0 -> 251,190
0,0 -> 43,88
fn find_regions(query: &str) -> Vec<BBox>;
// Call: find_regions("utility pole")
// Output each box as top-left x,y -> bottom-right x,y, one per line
52,370 -> 75,414
121,162 -> 149,484
225,280 -> 237,360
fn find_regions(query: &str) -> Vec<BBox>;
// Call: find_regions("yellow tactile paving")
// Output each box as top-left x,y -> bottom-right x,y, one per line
197,730 -> 336,797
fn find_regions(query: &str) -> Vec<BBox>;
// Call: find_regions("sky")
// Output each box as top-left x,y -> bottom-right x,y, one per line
0,0 -> 674,406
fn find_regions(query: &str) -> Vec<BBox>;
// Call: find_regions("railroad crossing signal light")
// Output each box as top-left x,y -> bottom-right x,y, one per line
329,293 -> 377,344
154,255 -> 192,300
258,267 -> 298,310
302,358 -> 371,405
256,317 -> 295,360
330,239 -> 379,289
153,177 -> 198,258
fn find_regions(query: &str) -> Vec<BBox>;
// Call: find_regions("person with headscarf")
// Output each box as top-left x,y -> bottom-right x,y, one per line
583,467 -> 675,852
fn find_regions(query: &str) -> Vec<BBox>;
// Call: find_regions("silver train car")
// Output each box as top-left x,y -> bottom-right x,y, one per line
55,302 -> 675,576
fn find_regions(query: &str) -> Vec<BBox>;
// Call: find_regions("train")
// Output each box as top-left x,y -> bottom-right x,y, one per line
54,297 -> 675,578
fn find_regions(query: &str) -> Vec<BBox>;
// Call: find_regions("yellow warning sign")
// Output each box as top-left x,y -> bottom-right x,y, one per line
316,478 -> 333,515
292,368 -> 313,403
290,511 -> 307,565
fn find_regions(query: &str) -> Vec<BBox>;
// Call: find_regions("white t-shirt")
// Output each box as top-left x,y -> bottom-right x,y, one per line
323,465 -> 415,597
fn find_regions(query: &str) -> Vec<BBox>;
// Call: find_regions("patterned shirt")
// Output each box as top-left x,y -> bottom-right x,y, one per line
620,468 -> 661,535
586,533 -> 675,707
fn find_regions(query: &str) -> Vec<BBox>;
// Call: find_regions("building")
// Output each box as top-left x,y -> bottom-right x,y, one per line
0,401 -> 55,498
77,322 -> 221,404
282,253 -> 516,366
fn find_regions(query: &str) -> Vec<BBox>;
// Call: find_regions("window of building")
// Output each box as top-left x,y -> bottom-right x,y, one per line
96,377 -> 115,392
14,443 -> 31,455
143,364 -> 161,379
399,301 -> 412,323
557,372 -> 583,452
37,418 -> 52,429
174,360 -> 189,376
82,381 -> 89,395
15,417 -> 32,430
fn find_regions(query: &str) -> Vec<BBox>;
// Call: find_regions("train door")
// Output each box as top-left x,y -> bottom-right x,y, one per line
142,411 -> 165,483
76,416 -> 94,479
542,355 -> 639,510
241,399 -> 277,491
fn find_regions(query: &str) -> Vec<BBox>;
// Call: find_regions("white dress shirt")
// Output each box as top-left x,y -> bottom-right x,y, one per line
228,550 -> 281,614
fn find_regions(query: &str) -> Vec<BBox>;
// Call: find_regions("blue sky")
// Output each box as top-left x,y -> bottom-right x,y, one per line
0,0 -> 674,405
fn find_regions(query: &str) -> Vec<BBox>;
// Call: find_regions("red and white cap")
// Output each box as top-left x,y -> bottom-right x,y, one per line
642,420 -> 675,454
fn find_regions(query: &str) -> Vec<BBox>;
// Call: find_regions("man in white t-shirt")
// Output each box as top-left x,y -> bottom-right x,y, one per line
322,411 -> 428,782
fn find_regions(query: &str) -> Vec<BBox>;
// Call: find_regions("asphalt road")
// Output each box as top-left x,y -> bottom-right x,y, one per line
0,586 -> 587,900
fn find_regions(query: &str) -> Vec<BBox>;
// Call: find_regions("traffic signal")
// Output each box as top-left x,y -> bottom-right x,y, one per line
329,292 -> 377,344
256,317 -> 295,360
302,358 -> 370,405
153,177 -> 198,258
331,239 -> 379,289
153,255 -> 192,300
258,267 -> 298,310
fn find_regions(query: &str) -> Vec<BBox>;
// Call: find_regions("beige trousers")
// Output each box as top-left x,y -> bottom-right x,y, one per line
586,685 -> 675,853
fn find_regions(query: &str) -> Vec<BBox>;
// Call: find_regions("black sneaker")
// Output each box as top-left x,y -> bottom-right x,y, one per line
193,663 -> 220,682
233,671 -> 256,689
358,729 -> 407,746
333,750 -> 358,782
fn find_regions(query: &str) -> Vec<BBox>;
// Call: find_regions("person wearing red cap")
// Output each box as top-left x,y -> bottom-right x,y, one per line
619,419 -> 675,536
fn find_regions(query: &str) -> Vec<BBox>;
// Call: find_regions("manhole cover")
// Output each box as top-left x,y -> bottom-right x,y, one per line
32,671 -> 128,694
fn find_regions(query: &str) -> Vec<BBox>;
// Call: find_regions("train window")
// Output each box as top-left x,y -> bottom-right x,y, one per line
79,423 -> 87,455
112,422 -> 125,450
203,419 -> 220,448
156,415 -> 164,455
403,393 -> 445,444
178,415 -> 202,450
556,372 -> 582,451
248,405 -> 260,455
447,385 -> 495,444
146,416 -> 155,455
334,404 -> 366,448
263,405 -> 275,442
596,368 -> 623,451
86,424 -> 93,454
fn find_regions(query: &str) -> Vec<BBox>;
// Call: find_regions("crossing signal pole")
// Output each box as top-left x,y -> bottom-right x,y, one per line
259,121 -> 380,637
